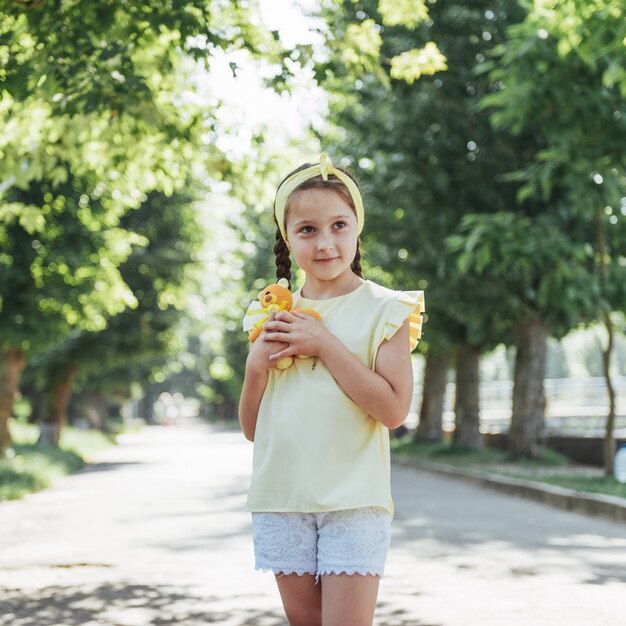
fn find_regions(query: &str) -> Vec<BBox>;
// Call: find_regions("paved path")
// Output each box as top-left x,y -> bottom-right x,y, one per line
1,421 -> 625,626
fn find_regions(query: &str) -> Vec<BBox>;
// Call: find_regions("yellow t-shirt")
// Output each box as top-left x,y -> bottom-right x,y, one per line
242,279 -> 425,515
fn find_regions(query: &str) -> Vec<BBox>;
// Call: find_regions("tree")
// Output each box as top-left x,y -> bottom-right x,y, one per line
1,170 -> 145,453
21,189 -> 203,444
473,0 -> 626,467
446,212 -> 599,457
0,0 -> 277,455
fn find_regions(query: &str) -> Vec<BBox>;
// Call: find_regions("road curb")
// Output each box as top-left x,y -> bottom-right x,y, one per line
392,454 -> 626,525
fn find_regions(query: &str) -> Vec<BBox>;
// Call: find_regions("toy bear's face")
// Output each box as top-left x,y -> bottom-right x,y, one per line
258,279 -> 292,310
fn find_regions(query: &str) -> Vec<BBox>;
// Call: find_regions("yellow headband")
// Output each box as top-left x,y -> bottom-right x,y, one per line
273,153 -> 365,241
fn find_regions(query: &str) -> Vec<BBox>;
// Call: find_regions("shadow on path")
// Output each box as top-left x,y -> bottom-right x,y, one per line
0,581 -> 442,626
0,582 -> 287,626
81,461 -> 146,474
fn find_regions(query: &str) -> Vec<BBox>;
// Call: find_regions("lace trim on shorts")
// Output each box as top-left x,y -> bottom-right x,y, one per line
255,564 -> 316,577
317,567 -> 381,577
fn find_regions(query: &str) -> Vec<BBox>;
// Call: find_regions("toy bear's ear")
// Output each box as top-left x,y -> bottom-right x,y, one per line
277,278 -> 289,288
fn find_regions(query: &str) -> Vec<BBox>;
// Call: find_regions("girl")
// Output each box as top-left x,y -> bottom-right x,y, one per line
239,153 -> 425,626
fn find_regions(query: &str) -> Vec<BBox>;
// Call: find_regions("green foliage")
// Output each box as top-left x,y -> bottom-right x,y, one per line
471,0 -> 626,333
316,0 -> 530,353
21,189 -> 205,403
1,172 -> 147,355
446,211 -> 600,331
0,0 -> 273,115
392,434 -> 626,497
477,0 -> 626,217
507,472 -> 626,499
524,0 -> 626,93
0,0 -> 276,350
389,42 -> 448,83
0,1 -> 282,423
279,0 -> 446,93
392,436 -> 504,462
391,434 -> 571,466
378,0 -> 430,29
59,423 -> 117,459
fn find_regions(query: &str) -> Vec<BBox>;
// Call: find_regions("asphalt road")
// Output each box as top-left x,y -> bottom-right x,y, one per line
1,421 -> 625,626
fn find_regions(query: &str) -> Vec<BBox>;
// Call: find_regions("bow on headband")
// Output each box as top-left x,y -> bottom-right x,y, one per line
273,153 -> 365,241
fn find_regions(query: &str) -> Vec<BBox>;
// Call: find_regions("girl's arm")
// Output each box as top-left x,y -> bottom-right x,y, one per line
239,314 -> 288,441
238,361 -> 269,442
263,312 -> 413,429
316,320 -> 413,429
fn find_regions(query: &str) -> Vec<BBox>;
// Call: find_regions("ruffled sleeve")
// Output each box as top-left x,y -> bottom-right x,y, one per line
378,290 -> 425,352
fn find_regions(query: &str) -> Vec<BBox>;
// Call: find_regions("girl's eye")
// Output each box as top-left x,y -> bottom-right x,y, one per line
334,221 -> 347,229
300,226 -> 314,234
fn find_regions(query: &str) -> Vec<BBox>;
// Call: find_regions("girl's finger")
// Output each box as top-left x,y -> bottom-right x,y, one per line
261,337 -> 288,346
264,321 -> 290,332
269,347 -> 295,361
292,311 -> 315,320
263,332 -> 291,342
274,310 -> 296,322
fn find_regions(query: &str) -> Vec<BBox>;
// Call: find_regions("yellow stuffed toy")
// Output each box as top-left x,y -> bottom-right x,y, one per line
245,278 -> 321,370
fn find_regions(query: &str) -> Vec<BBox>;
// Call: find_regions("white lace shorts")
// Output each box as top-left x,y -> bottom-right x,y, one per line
251,506 -> 392,581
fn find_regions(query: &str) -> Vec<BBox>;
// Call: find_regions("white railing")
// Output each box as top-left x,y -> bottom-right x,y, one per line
407,376 -> 626,436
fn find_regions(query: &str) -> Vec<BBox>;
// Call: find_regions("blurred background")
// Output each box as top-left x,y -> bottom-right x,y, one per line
1,0 -> 625,497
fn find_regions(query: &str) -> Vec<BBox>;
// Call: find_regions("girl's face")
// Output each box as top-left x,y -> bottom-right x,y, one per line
285,188 -> 358,285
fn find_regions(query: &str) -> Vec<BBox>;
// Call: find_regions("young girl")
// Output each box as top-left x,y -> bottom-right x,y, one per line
239,153 -> 425,626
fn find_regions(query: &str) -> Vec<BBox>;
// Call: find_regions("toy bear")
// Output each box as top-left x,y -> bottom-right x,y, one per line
246,278 -> 321,370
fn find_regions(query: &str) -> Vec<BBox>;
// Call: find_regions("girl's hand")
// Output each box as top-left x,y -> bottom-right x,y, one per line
261,310 -> 330,363
247,312 -> 289,372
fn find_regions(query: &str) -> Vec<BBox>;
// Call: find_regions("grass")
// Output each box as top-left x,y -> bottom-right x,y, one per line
391,435 -> 626,500
391,435 -> 570,467
0,419 -> 117,501
498,471 -> 626,499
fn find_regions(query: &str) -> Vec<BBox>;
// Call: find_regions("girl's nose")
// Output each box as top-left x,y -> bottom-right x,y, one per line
317,232 -> 335,251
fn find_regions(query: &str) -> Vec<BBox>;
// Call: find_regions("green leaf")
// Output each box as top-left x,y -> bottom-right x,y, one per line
378,0 -> 430,30
389,43 -> 448,84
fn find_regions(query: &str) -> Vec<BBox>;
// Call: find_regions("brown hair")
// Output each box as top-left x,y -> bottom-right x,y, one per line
273,162 -> 364,289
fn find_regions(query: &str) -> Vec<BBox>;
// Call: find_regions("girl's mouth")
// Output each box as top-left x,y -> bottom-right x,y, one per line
314,257 -> 338,263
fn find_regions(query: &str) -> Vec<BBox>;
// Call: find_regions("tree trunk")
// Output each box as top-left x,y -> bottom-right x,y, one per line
508,318 -> 549,459
600,310 -> 617,476
38,365 -> 77,447
453,345 -> 483,450
70,392 -> 109,430
596,207 -> 617,476
0,344 -> 27,457
216,396 -> 237,421
415,351 -> 450,442
139,387 -> 158,424
25,389 -> 46,425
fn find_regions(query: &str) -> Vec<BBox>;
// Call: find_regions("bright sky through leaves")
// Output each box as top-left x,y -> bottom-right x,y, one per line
196,0 -> 326,159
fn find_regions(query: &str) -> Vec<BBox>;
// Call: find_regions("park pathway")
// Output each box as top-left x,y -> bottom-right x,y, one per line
1,420 -> 625,626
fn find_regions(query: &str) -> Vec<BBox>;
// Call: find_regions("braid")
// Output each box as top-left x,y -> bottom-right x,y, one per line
274,228 -> 292,288
351,238 -> 364,278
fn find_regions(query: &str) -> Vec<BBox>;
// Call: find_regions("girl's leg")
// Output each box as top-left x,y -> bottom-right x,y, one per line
252,512 -> 319,623
320,573 -> 380,626
275,573 -> 322,626
316,507 -> 391,625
